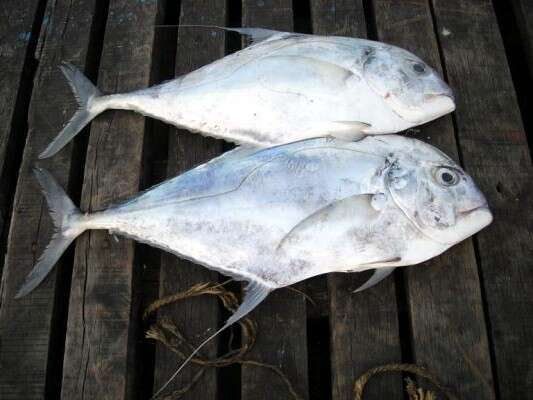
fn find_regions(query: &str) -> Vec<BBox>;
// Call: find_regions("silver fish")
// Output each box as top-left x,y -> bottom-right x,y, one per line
19,136 -> 491,394
40,28 -> 455,159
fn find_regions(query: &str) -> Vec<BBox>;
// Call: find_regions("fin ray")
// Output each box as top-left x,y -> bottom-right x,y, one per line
39,62 -> 104,159
15,168 -> 86,298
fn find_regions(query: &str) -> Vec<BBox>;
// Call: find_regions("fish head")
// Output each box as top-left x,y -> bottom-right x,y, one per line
384,139 -> 492,245
362,45 -> 455,125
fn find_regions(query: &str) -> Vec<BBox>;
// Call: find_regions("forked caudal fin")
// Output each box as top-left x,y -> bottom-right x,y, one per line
39,62 -> 105,159
151,280 -> 271,399
15,168 -> 87,298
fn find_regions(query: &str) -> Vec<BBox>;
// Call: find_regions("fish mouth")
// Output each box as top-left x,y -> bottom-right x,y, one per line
383,93 -> 456,124
457,204 -> 493,232
458,204 -> 489,217
420,93 -> 456,118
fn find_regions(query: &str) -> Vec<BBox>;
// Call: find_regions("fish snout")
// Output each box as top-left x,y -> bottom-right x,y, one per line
419,93 -> 456,121
458,204 -> 493,232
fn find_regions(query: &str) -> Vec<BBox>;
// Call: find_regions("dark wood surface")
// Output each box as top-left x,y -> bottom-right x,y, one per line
431,0 -> 533,397
511,0 -> 533,77
0,0 -> 100,398
0,0 -> 43,255
0,1 -> 532,399
60,1 -> 161,398
372,1 -> 496,398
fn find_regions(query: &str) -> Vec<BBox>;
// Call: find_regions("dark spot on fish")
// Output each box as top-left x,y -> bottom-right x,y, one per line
399,70 -> 410,82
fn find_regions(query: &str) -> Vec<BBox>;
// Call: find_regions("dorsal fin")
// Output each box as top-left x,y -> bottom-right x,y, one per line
151,280 -> 271,399
177,25 -> 296,45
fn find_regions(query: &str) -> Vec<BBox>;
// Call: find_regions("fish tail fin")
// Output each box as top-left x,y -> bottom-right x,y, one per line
15,168 -> 88,298
151,281 -> 271,399
39,62 -> 106,159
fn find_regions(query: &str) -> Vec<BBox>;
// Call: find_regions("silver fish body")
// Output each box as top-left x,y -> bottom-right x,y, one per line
40,29 -> 455,158
20,136 -> 492,395
20,135 -> 491,299
84,141 -> 444,287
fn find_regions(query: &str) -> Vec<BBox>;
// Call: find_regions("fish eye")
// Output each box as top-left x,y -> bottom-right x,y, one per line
412,63 -> 426,74
435,167 -> 460,186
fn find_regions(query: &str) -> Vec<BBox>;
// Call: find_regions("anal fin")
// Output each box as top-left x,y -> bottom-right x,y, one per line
151,279 -> 271,399
353,267 -> 396,293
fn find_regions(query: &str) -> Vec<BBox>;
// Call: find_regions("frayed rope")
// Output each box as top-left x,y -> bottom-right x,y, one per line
145,282 -> 457,400
353,363 -> 459,400
144,282 -> 303,400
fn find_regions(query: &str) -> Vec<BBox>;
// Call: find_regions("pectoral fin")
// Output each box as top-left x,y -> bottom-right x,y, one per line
353,267 -> 396,293
277,194 -> 380,251
327,121 -> 371,142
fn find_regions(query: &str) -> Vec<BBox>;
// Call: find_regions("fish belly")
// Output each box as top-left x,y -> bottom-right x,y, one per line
96,149 -> 384,285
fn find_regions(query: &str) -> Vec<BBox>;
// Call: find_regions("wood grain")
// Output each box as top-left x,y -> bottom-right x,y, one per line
430,0 -> 533,397
0,0 -> 100,398
60,1 -> 162,398
240,2 -> 309,400
309,2 -> 403,399
0,0 -> 44,274
371,1 -> 496,398
151,1 -> 226,399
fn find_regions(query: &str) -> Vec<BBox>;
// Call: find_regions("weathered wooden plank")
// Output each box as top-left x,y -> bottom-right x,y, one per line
372,1 -> 496,398
151,1 -> 226,399
60,1 -> 163,399
430,0 -> 533,397
309,1 -> 403,399
0,0 -> 101,398
0,0 -> 44,275
240,2 -> 309,400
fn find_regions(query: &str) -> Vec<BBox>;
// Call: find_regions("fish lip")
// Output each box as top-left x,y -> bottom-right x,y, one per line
424,92 -> 456,107
384,93 -> 456,123
458,204 -> 490,217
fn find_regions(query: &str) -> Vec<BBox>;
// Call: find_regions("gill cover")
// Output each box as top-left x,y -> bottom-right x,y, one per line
386,158 -> 457,245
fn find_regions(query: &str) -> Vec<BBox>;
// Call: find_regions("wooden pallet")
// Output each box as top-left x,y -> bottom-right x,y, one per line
0,0 -> 531,399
